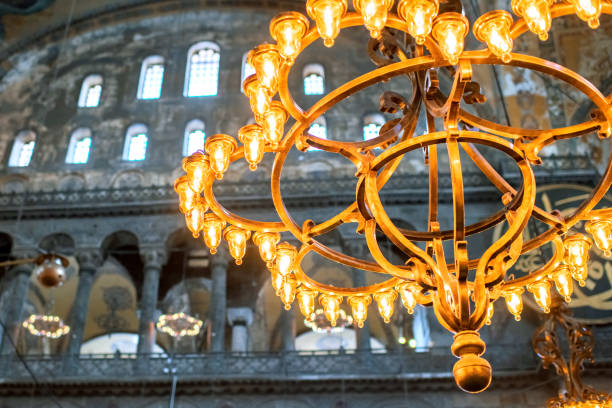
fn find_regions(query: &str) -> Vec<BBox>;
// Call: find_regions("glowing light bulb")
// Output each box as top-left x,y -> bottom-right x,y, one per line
353,0 -> 394,39
243,74 -> 272,123
248,44 -> 282,94
585,219 -> 612,257
528,279 -> 552,313
564,234 -> 593,268
275,242 -> 297,276
270,267 -> 285,296
202,213 -> 226,254
181,152 -> 210,194
174,175 -> 199,214
270,12 -> 310,63
474,10 -> 514,63
238,124 -> 265,171
398,282 -> 418,314
572,264 -> 589,287
185,205 -> 205,238
373,290 -> 397,323
432,13 -> 469,65
571,0 -> 602,28
306,0 -> 348,47
485,302 -> 494,325
263,101 -> 288,150
223,226 -> 251,265
204,134 -> 237,180
398,0 -> 439,45
280,275 -> 297,310
511,0 -> 553,41
503,287 -> 524,321
553,264 -> 573,303
253,231 -> 281,266
297,289 -> 318,318
348,295 -> 371,328
319,294 -> 343,326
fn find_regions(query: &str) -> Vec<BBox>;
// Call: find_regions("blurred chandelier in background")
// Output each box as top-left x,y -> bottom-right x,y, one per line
156,312 -> 203,338
175,0 -> 612,394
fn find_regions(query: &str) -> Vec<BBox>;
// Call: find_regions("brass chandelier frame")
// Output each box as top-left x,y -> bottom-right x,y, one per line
175,0 -> 612,394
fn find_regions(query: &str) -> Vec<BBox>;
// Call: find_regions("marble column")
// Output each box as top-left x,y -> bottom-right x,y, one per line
63,248 -> 102,373
0,262 -> 32,357
412,306 -> 431,352
227,307 -> 253,353
280,308 -> 296,351
137,247 -> 167,355
209,247 -> 230,352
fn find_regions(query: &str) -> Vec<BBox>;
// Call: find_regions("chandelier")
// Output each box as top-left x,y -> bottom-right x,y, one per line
305,308 -> 354,333
156,312 -> 203,338
22,314 -> 70,339
174,0 -> 612,393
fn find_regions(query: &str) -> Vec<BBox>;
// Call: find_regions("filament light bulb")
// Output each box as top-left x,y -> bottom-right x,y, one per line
297,289 -> 318,318
572,264 -> 589,287
512,0 -> 553,41
182,152 -> 209,194
238,124 -> 265,171
174,175 -> 198,214
263,101 -> 288,150
253,231 -> 281,266
503,287 -> 524,321
243,74 -> 272,122
373,290 -> 397,323
353,0 -> 394,39
585,219 -> 612,257
186,205 -> 205,238
270,267 -> 285,296
474,10 -> 514,63
528,279 -> 552,313
398,282 -> 418,314
348,295 -> 371,328
571,0 -> 602,28
553,264 -> 573,303
275,242 -> 297,276
280,275 -> 297,310
204,134 -> 237,180
270,12 -> 310,63
320,294 -> 342,326
248,44 -> 282,94
202,213 -> 226,254
307,0 -> 348,47
432,13 -> 469,65
485,302 -> 494,325
398,0 -> 439,45
564,234 -> 593,268
223,226 -> 251,265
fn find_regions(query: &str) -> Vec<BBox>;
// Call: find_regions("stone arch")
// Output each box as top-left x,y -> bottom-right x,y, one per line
255,398 -> 315,408
57,173 -> 86,191
0,174 -> 29,193
39,232 -> 75,256
101,230 -> 143,297
0,232 -> 13,263
110,169 -> 146,189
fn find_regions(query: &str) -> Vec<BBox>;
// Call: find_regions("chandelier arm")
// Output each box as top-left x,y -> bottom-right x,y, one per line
447,139 -> 466,241
427,112 -> 439,231
501,236 -> 565,288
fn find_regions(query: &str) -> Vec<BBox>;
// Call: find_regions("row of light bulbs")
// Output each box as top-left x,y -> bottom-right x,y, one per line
156,312 -> 204,338
22,314 -> 71,339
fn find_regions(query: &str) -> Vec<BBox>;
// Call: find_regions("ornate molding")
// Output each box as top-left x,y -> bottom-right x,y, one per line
75,248 -> 103,273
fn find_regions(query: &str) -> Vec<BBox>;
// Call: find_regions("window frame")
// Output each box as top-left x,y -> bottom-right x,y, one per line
8,130 -> 36,168
306,116 -> 327,151
122,123 -> 149,162
183,41 -> 221,98
240,52 -> 256,94
303,63 -> 325,96
78,74 -> 103,108
65,128 -> 93,164
183,119 -> 206,156
137,55 -> 165,100
362,113 -> 386,141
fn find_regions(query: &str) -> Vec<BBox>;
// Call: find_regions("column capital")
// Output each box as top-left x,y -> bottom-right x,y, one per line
227,307 -> 253,327
75,248 -> 103,273
140,246 -> 168,269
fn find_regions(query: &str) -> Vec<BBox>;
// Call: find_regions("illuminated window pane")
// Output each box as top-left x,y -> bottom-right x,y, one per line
304,73 -> 324,95
84,85 -> 102,107
363,123 -> 382,141
309,122 -> 327,139
17,141 -> 35,167
141,64 -> 164,99
187,48 -> 220,97
127,133 -> 147,161
186,129 -> 205,156
72,137 -> 92,164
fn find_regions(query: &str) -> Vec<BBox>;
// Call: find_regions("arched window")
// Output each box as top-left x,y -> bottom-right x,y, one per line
66,128 -> 92,164
240,52 -> 256,93
8,130 -> 36,167
78,75 -> 103,107
303,63 -> 325,95
363,113 -> 386,141
307,116 -> 327,151
184,42 -> 220,97
123,124 -> 148,161
137,56 -> 165,100
183,119 -> 206,156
